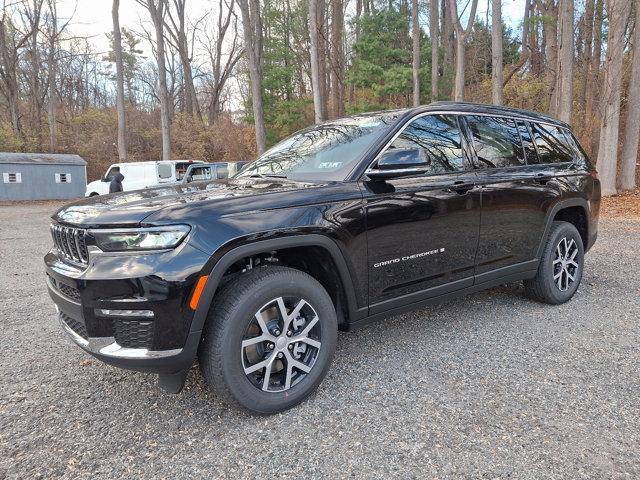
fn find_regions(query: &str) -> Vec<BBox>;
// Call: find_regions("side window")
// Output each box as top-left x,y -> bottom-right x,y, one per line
517,121 -> 537,164
104,167 -> 117,182
561,130 -> 592,168
55,173 -> 71,183
386,114 -> 468,173
530,123 -> 574,164
465,116 -> 525,168
157,163 -> 172,179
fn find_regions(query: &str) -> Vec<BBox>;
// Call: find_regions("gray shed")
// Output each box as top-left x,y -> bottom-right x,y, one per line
0,153 -> 87,201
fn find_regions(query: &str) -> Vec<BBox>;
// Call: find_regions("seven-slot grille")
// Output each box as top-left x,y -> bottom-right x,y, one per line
51,224 -> 89,264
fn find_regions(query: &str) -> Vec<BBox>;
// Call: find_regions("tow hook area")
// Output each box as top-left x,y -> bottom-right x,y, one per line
158,369 -> 190,394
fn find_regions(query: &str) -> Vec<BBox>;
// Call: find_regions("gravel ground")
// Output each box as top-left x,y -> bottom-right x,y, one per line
1,202 -> 639,479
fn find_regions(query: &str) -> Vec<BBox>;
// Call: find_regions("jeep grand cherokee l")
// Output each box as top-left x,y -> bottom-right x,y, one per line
45,102 -> 600,414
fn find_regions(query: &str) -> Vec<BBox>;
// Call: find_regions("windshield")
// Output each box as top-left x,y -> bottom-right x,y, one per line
236,112 -> 400,181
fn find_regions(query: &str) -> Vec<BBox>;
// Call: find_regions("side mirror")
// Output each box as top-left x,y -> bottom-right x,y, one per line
102,175 -> 108,182
366,148 -> 430,179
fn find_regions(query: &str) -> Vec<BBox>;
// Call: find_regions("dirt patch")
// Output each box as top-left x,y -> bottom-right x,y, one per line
600,189 -> 640,219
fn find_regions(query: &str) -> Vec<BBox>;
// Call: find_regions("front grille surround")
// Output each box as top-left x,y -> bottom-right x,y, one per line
50,223 -> 89,265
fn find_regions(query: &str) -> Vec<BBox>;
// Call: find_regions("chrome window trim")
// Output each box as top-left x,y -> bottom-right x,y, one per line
361,110 -> 567,180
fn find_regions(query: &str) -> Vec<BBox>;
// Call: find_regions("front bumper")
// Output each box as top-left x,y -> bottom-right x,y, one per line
45,241 -> 211,374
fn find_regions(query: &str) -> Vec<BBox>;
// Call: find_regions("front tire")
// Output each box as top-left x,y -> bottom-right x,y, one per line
524,221 -> 584,304
198,266 -> 337,414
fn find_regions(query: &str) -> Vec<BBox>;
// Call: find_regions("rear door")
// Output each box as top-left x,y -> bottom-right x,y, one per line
465,116 -> 574,280
362,113 -> 481,313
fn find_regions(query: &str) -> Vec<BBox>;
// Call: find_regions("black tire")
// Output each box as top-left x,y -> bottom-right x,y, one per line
524,221 -> 585,305
89,192 -> 99,197
198,266 -> 337,414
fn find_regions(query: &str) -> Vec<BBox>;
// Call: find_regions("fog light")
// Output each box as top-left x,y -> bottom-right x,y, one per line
96,309 -> 154,318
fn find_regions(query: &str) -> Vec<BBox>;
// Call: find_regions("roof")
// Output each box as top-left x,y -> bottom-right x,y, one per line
418,101 -> 570,128
0,152 -> 87,166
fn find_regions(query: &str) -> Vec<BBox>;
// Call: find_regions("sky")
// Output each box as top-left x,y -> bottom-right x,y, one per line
56,0 -> 528,59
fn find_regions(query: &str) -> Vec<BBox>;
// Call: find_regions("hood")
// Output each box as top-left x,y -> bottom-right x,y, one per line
53,177 -> 322,227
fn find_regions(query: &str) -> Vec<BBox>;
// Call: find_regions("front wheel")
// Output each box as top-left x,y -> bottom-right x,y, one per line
198,266 -> 337,414
524,221 -> 585,304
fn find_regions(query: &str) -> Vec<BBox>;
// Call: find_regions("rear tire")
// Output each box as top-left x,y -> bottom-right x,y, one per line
524,221 -> 584,305
198,266 -> 337,414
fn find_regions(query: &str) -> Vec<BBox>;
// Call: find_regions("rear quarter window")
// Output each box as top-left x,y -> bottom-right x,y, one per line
530,123 -> 574,164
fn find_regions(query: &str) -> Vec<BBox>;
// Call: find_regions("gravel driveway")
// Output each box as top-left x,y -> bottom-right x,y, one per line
1,202 -> 639,479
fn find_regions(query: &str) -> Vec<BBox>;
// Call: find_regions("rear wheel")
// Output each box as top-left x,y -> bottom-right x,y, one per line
524,221 -> 584,304
198,266 -> 337,414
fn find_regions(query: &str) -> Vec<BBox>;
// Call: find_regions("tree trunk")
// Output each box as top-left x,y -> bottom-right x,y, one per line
578,0 -> 595,110
112,0 -> 127,161
442,0 -> 455,89
430,0 -> 439,101
317,0 -> 329,119
144,0 -> 172,160
330,0 -> 344,117
450,0 -> 478,101
620,6 -> 640,191
595,0 -> 631,196
538,0 -> 558,111
554,0 -> 573,123
412,0 -> 420,106
238,0 -> 267,153
491,0 -> 503,105
587,0 -> 603,156
309,0 -> 324,123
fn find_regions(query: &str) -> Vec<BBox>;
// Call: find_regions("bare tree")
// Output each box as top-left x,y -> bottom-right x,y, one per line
429,0 -> 438,101
450,0 -> 479,101
412,0 -> 420,107
201,0 -> 241,123
112,0 -> 127,161
0,1 -> 39,141
165,0 -> 203,121
554,0 -> 573,123
238,0 -> 266,153
620,6 -> 640,191
595,0 -> 631,196
578,0 -> 595,110
536,0 -> 558,110
441,0 -> 455,88
137,0 -> 172,160
329,0 -> 344,117
309,0 -> 324,123
491,0 -> 502,105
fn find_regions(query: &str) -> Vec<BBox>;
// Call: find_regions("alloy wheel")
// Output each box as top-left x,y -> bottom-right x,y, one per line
241,297 -> 322,392
553,237 -> 580,292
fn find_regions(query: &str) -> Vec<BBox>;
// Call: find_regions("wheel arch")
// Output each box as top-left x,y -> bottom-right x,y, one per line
190,234 -> 361,335
537,198 -> 590,258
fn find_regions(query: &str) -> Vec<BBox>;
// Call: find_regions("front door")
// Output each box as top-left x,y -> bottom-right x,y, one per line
361,114 -> 481,314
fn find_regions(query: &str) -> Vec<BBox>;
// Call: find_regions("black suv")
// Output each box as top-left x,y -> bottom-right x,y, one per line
45,102 -> 600,413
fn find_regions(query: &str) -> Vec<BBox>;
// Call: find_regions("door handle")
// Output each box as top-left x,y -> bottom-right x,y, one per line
447,180 -> 476,194
534,173 -> 552,184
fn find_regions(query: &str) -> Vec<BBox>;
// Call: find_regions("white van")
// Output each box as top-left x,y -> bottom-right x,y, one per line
85,160 -> 197,196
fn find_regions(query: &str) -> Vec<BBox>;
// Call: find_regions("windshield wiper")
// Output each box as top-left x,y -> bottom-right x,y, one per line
248,173 -> 288,179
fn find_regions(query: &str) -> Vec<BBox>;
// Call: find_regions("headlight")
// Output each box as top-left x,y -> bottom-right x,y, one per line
91,225 -> 190,252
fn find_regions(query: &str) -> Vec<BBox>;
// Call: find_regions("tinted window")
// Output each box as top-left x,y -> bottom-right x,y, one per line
386,114 -> 468,173
466,116 -> 525,168
530,123 -> 574,163
561,130 -> 592,168
516,122 -> 537,164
